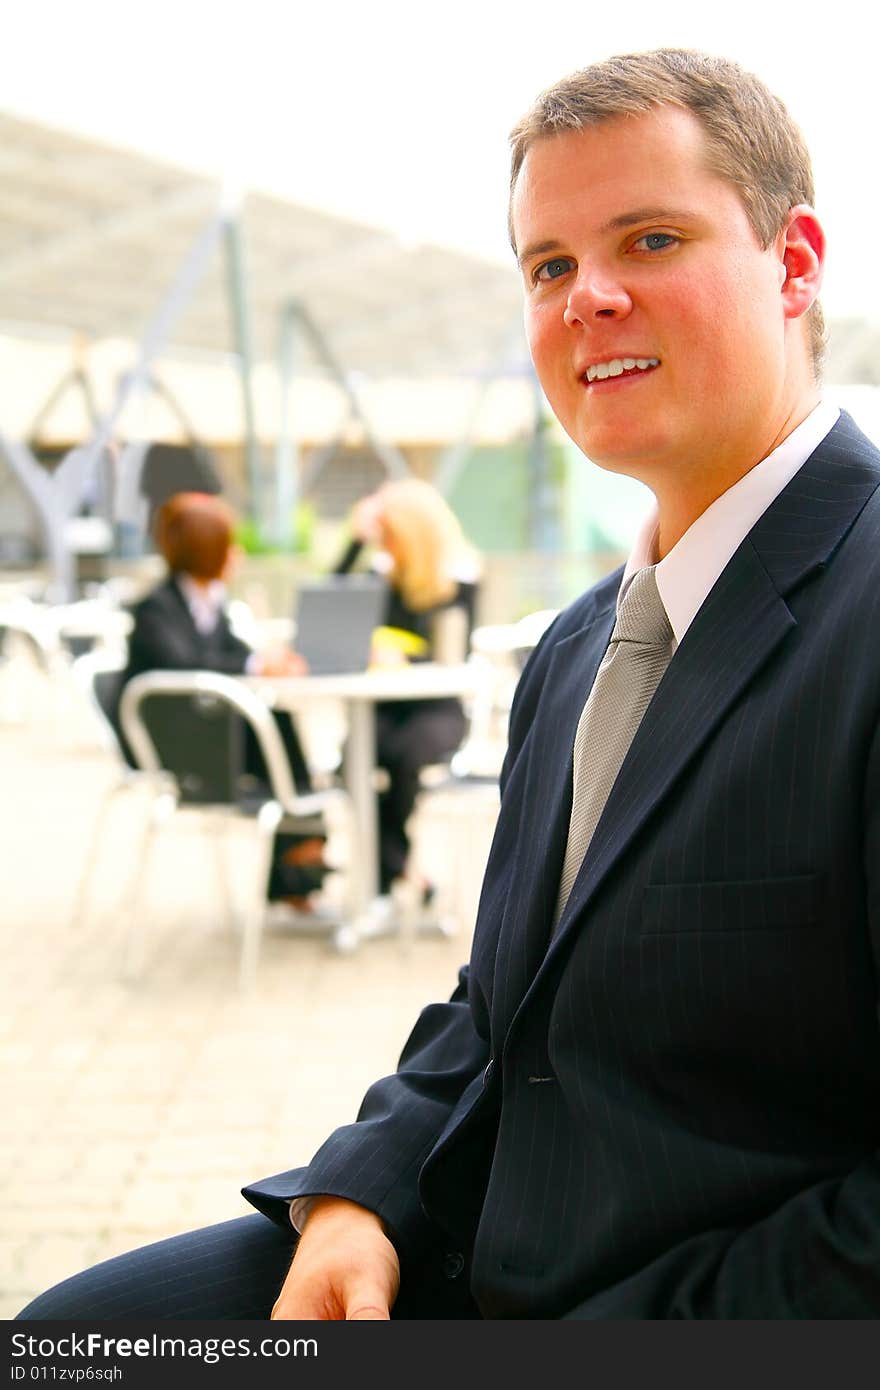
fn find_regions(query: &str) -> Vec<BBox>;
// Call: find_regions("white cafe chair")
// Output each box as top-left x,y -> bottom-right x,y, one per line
119,670 -> 353,989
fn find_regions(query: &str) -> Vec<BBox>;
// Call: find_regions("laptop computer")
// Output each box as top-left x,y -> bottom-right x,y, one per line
292,574 -> 387,675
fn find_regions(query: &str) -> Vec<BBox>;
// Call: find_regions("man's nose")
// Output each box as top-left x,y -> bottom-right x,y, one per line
563,270 -> 632,327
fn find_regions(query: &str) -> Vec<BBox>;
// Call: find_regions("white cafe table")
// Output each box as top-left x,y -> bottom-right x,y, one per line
245,661 -> 487,940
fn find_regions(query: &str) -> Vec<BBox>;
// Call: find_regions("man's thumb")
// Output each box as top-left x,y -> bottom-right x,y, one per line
346,1294 -> 390,1320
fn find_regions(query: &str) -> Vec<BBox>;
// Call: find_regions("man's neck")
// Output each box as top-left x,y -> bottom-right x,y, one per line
654,389 -> 822,559
178,573 -> 217,594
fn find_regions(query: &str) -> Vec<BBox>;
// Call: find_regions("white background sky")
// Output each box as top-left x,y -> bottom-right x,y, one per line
5,0 -> 876,320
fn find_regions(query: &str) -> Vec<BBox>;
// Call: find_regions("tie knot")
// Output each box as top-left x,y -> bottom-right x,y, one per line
612,565 -> 672,647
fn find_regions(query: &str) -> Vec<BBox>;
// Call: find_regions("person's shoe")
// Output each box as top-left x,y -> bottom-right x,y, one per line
409,880 -> 458,937
358,893 -> 401,939
268,839 -> 335,901
282,837 -> 327,866
265,897 -> 340,931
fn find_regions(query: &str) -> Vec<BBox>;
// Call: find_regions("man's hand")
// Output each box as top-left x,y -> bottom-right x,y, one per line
271,1196 -> 400,1321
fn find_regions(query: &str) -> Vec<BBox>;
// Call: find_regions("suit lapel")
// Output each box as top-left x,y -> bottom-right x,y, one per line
487,589 -> 615,1028
166,575 -> 228,649
164,577 -> 198,630
549,540 -> 794,950
497,411 -> 880,1037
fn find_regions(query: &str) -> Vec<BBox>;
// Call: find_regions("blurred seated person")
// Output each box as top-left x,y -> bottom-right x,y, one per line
120,491 -> 329,912
334,477 -> 482,910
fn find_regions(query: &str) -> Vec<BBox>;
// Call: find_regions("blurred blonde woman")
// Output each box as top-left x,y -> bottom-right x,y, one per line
334,477 -> 482,908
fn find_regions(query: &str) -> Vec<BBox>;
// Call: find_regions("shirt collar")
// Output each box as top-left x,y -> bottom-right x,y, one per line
620,399 -> 840,645
176,574 -> 226,631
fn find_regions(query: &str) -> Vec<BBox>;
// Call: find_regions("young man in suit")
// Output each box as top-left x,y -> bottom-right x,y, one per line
19,49 -> 880,1320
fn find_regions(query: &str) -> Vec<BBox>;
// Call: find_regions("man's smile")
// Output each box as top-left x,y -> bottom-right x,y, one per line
582,356 -> 660,385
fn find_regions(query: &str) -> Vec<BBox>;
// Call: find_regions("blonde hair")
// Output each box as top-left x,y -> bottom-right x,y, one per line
508,48 -> 825,376
375,478 -> 479,612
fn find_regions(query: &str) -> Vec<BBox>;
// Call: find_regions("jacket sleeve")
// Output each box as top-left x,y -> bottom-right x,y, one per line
242,618 -> 566,1265
241,964 -> 490,1265
208,620 -> 253,673
241,623 -> 559,1248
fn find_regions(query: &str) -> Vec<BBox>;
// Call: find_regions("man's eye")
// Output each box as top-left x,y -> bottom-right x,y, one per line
633,232 -> 677,252
534,256 -> 575,282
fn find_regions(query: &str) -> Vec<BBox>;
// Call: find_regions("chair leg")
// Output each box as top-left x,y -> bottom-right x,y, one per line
412,785 -> 498,938
332,799 -> 361,952
105,787 -> 155,931
121,790 -> 176,982
331,796 -> 361,953
209,815 -> 239,937
68,781 -> 122,929
238,801 -> 282,991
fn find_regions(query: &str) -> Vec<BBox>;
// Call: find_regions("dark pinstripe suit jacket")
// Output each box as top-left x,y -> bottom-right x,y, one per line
245,412 -> 880,1318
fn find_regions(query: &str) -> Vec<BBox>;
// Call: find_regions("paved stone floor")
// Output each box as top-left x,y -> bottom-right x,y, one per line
0,656 -> 498,1318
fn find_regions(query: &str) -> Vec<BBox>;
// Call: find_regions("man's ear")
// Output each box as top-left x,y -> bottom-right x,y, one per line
779,205 -> 825,322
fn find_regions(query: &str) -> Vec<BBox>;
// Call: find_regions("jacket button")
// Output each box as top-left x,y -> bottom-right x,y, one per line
442,1251 -> 465,1280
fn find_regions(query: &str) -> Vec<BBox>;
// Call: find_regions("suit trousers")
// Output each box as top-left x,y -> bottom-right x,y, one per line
15,1215 -> 481,1321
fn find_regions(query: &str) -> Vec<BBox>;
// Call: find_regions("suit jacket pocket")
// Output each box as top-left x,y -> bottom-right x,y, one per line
642,873 -> 821,935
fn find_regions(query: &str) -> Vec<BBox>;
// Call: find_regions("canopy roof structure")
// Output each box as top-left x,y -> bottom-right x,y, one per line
4,109 -> 878,604
0,111 -> 526,379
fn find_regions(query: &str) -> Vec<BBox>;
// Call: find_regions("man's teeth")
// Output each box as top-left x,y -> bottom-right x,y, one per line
586,357 -> 659,382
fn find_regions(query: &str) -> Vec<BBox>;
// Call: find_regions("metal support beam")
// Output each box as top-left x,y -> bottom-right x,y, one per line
223,213 -> 262,526
82,208 -> 226,508
273,302 -> 301,549
291,301 -> 409,481
145,371 -> 203,444
433,317 -> 531,499
26,365 -> 101,447
16,210 -> 231,596
0,432 -> 82,602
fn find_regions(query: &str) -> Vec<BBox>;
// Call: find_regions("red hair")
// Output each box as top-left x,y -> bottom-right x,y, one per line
153,492 -> 235,580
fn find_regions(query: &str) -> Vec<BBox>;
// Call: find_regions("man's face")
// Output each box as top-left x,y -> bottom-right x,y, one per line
512,106 -> 806,496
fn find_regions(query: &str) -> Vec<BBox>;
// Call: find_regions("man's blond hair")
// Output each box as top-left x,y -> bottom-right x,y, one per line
509,48 -> 825,376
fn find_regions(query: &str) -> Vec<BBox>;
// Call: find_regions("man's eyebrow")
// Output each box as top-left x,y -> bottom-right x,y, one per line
516,239 -> 565,269
600,207 -> 694,232
517,209 -> 698,266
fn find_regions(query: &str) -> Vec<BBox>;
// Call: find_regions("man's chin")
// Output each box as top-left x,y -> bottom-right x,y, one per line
569,431 -> 668,482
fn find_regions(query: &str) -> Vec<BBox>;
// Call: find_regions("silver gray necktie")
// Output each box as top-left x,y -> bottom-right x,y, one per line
553,565 -> 674,929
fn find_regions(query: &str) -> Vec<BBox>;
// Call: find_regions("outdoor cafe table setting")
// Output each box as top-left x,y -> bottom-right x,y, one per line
244,660 -> 489,944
